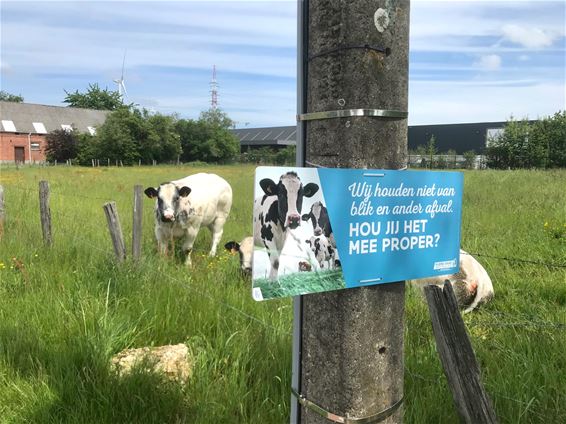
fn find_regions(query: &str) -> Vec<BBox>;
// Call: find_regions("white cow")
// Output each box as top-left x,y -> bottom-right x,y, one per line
144,173 -> 232,266
224,236 -> 254,274
410,250 -> 494,313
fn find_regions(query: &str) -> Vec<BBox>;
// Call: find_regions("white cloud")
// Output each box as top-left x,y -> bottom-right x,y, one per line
473,54 -> 502,71
409,80 -> 565,125
501,24 -> 557,49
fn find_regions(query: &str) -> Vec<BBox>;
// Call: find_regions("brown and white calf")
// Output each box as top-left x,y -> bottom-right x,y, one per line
253,171 -> 319,280
224,236 -> 254,274
410,250 -> 494,313
144,173 -> 232,266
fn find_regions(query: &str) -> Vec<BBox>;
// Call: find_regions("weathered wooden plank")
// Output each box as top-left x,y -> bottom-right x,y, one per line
39,180 -> 53,246
103,201 -> 126,262
132,185 -> 143,261
424,282 -> 498,424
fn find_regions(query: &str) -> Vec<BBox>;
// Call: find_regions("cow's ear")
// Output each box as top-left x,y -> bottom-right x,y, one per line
260,178 -> 278,195
144,187 -> 158,198
303,183 -> 319,198
224,241 -> 240,253
301,214 -> 310,221
179,186 -> 191,197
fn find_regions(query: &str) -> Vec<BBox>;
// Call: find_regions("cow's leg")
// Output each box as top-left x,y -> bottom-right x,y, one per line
266,235 -> 285,280
208,216 -> 227,257
267,251 -> 281,280
181,226 -> 199,266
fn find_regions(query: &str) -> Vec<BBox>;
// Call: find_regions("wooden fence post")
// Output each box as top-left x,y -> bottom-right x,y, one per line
103,202 -> 126,262
0,185 -> 5,239
39,180 -> 53,246
132,185 -> 143,261
424,282 -> 498,424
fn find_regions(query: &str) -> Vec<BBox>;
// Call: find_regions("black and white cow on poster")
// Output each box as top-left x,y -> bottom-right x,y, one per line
302,201 -> 340,268
254,171 -> 319,280
305,235 -> 335,269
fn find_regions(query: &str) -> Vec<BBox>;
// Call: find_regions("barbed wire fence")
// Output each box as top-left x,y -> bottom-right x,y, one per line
1,180 -> 565,422
3,181 -> 566,331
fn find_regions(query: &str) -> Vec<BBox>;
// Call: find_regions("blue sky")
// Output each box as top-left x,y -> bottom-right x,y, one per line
1,0 -> 564,127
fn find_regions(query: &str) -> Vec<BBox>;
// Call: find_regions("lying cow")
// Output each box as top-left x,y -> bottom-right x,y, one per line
254,171 -> 319,280
224,236 -> 254,274
306,235 -> 335,269
144,173 -> 232,266
410,250 -> 494,313
302,201 -> 340,267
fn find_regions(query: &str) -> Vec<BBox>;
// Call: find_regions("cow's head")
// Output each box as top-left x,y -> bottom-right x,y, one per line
224,236 -> 253,274
144,182 -> 192,223
260,172 -> 319,230
302,201 -> 330,236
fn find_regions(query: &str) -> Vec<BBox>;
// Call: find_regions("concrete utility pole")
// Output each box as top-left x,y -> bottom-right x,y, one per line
295,1 -> 410,422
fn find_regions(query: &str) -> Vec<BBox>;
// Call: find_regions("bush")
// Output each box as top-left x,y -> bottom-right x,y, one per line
486,111 -> 566,169
45,128 -> 79,162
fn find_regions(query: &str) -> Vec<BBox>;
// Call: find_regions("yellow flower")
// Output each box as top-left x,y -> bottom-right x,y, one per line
0,262 -> 5,270
544,222 -> 549,227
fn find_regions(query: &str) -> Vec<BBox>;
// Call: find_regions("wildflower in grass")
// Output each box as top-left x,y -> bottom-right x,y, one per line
0,262 -> 5,270
544,220 -> 566,241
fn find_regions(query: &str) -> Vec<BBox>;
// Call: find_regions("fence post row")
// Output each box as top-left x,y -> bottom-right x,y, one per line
424,282 -> 498,424
103,201 -> 126,262
39,180 -> 53,246
132,185 -> 143,261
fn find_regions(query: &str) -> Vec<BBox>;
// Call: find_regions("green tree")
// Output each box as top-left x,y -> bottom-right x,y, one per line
425,135 -> 437,168
275,146 -> 296,165
463,150 -> 476,169
146,113 -> 182,163
76,133 -> 99,166
199,108 -> 235,129
530,111 -> 566,168
90,108 -> 140,164
45,128 -> 79,162
0,91 -> 24,102
64,83 -> 123,110
486,117 -> 530,169
176,109 -> 240,163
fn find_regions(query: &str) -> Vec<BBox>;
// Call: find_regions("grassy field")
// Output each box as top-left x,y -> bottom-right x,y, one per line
0,164 -> 565,423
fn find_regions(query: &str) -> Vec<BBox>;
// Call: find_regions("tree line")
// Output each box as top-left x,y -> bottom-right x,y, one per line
485,111 -> 566,169
43,84 -> 241,165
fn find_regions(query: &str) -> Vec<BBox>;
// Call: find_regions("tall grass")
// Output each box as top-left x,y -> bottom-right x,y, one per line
0,165 -> 565,423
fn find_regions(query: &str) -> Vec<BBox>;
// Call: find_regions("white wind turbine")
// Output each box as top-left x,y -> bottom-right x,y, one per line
113,51 -> 128,100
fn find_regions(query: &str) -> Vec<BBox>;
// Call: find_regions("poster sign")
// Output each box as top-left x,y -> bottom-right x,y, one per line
251,166 -> 463,301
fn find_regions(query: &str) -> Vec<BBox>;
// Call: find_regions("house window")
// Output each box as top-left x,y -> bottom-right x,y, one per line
33,122 -> 48,134
31,142 -> 41,151
1,120 -> 17,132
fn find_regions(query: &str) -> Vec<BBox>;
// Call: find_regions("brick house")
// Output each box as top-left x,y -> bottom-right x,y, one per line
0,101 -> 109,163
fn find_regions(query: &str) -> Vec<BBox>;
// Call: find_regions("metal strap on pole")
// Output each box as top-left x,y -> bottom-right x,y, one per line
298,109 -> 408,121
291,388 -> 404,424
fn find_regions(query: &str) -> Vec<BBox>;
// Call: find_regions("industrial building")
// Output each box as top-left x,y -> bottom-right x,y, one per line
232,121 -> 511,154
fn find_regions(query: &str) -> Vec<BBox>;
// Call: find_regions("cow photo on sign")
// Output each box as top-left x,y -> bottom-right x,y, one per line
252,166 -> 464,302
252,167 -> 346,301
